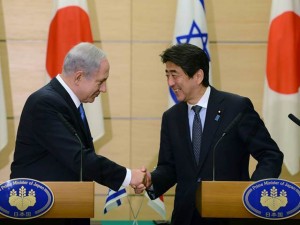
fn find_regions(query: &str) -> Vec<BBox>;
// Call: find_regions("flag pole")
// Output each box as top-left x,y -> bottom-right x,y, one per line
126,194 -> 145,225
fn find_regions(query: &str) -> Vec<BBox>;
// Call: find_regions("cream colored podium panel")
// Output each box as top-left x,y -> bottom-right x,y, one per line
197,181 -> 300,219
0,182 -> 94,219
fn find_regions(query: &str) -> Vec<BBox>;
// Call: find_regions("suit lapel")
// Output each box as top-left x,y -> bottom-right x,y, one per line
50,78 -> 92,143
197,87 -> 225,172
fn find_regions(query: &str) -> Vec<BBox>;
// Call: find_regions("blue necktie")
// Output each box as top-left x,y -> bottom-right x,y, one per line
192,105 -> 202,165
78,103 -> 88,131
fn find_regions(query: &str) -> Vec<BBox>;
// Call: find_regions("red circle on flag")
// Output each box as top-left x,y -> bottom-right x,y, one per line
266,12 -> 300,94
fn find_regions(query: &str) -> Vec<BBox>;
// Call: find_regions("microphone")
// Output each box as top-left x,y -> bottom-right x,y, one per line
212,113 -> 243,181
57,112 -> 84,181
288,114 -> 300,126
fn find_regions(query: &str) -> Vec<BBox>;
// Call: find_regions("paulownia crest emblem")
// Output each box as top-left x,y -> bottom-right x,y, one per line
260,186 -> 288,211
9,186 -> 36,211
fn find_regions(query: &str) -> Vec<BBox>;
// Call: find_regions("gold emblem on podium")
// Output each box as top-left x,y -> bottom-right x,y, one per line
9,186 -> 37,211
260,186 -> 288,211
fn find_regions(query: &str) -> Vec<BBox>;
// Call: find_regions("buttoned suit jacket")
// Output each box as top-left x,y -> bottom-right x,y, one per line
149,86 -> 283,225
11,77 -> 126,190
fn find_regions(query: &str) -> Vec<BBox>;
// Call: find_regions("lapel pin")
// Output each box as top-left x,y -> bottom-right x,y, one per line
215,110 -> 221,121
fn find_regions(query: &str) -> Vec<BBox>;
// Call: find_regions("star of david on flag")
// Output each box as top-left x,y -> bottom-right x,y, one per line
176,20 -> 210,61
169,0 -> 211,107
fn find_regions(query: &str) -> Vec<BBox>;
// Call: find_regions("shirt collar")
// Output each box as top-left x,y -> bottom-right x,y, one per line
187,86 -> 211,111
56,74 -> 81,108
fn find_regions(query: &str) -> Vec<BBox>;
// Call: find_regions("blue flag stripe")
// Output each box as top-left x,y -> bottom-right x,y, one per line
105,188 -> 126,203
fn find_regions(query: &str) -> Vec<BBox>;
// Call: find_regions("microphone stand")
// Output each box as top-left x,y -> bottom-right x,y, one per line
212,133 -> 226,181
288,113 -> 300,126
212,113 -> 243,181
74,133 -> 84,182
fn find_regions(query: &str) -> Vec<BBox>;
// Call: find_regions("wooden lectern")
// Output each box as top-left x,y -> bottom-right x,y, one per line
0,182 -> 94,219
196,181 -> 300,219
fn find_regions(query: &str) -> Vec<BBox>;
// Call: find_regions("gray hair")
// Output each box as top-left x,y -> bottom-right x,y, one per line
62,42 -> 106,78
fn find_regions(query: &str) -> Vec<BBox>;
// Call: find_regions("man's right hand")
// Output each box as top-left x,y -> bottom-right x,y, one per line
133,167 -> 152,194
130,167 -> 146,190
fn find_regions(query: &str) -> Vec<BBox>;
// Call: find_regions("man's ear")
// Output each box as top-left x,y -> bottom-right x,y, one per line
195,69 -> 204,84
74,71 -> 83,85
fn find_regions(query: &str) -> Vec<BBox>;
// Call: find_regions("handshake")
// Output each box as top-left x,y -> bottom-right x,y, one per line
130,167 -> 151,194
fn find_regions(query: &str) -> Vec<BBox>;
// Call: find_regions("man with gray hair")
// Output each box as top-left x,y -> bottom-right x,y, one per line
9,42 -> 145,225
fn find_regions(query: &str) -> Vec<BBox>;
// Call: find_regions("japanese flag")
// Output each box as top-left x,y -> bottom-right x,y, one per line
263,0 -> 300,175
46,0 -> 105,141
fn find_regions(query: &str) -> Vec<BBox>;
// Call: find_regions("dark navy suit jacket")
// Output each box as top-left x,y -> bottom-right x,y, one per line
149,86 -> 283,225
9,78 -> 126,225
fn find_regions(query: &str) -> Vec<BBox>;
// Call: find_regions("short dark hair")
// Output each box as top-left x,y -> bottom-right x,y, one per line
160,43 -> 210,87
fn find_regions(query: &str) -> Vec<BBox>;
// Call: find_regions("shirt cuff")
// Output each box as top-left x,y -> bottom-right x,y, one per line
122,168 -> 131,187
146,184 -> 156,199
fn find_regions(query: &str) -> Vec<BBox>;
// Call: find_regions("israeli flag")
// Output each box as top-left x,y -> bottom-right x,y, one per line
103,187 -> 127,214
170,0 -> 211,107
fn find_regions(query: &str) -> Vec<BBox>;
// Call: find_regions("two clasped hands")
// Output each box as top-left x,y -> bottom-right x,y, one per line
130,167 -> 152,194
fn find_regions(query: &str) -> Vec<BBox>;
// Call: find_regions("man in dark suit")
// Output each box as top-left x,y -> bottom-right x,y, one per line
9,42 -> 146,225
135,43 -> 284,225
